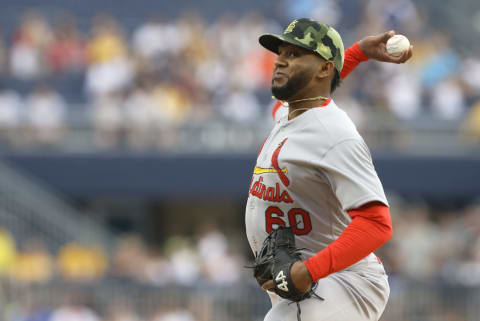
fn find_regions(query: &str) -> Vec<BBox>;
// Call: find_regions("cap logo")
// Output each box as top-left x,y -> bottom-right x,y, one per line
284,19 -> 298,34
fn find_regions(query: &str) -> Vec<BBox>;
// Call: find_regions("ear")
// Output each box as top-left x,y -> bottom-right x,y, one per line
316,61 -> 335,79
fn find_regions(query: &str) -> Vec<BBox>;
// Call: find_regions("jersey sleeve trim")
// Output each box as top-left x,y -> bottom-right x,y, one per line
343,195 -> 389,212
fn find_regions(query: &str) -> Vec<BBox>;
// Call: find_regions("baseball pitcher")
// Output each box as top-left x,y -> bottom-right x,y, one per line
245,18 -> 412,321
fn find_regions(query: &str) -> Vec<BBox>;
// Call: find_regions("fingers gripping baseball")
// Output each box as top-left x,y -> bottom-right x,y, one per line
358,30 -> 413,64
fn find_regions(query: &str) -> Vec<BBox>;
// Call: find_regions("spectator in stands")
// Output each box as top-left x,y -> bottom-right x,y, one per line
219,85 -> 262,124
85,14 -> 133,97
461,56 -> 480,105
283,0 -> 342,26
392,204 -> 441,279
163,236 -> 200,285
10,238 -> 53,283
10,10 -> 53,79
431,76 -> 465,120
47,13 -> 86,74
91,92 -> 124,148
365,0 -> 421,34
57,242 -> 108,282
111,233 -> 149,282
459,100 -> 480,144
150,307 -> 197,321
24,83 -> 67,147
123,80 -> 157,148
0,85 -> 22,146
105,300 -> 143,321
0,29 -> 8,74
382,61 -> 422,120
177,13 -> 210,67
142,247 -> 170,286
22,304 -> 52,321
0,227 -> 16,277
132,16 -> 185,83
151,82 -> 192,127
446,205 -> 480,286
196,224 -> 242,284
215,14 -> 271,91
4,291 -> 52,321
50,293 -> 100,321
132,16 -> 169,61
420,33 -> 462,118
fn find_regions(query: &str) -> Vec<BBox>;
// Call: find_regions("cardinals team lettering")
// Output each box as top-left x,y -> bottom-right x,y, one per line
250,177 -> 293,204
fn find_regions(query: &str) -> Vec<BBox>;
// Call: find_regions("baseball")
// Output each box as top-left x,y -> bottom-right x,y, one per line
386,34 -> 410,57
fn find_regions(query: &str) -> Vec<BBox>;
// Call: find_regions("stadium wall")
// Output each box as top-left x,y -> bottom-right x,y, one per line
3,153 -> 480,201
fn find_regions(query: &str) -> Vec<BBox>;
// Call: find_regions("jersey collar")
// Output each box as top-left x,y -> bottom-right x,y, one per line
284,98 -> 333,123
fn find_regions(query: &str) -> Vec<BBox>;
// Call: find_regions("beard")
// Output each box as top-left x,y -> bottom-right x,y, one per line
271,69 -> 314,101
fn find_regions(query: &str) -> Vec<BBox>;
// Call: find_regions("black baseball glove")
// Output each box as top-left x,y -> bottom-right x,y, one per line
248,226 -> 322,303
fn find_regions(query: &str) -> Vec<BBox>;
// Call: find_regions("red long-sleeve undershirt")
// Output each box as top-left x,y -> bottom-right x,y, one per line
340,42 -> 369,80
304,202 -> 393,282
272,42 -> 369,119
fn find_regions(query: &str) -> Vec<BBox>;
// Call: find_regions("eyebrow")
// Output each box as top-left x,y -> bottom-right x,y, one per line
278,44 -> 308,54
279,44 -> 297,50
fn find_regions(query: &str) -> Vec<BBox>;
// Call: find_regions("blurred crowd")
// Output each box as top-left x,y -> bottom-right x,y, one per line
378,199 -> 480,285
0,0 -> 478,150
0,10 -> 275,149
0,224 -> 247,321
1,199 -> 480,286
0,224 -> 244,286
0,198 -> 479,320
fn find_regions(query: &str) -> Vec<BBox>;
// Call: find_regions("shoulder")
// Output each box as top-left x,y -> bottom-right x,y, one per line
309,100 -> 361,144
323,138 -> 372,163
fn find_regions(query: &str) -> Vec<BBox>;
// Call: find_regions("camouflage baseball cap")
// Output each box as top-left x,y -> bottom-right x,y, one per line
259,18 -> 344,73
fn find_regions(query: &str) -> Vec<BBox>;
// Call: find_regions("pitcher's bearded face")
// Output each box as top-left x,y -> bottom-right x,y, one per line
271,70 -> 314,100
271,44 -> 318,101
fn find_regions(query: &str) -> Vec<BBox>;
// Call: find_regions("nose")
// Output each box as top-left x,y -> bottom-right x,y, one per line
274,54 -> 288,69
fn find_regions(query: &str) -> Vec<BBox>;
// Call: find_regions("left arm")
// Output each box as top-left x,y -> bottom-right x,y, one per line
262,202 -> 393,292
297,202 -> 392,289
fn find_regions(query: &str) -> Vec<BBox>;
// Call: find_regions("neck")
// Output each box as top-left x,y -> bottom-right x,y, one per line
287,91 -> 330,119
288,86 -> 330,108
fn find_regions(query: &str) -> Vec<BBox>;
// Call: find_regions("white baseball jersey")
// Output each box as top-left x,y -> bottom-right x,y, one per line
245,99 -> 390,321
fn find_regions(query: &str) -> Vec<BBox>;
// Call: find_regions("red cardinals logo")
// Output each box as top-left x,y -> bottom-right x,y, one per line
250,138 -> 292,204
254,138 -> 290,186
